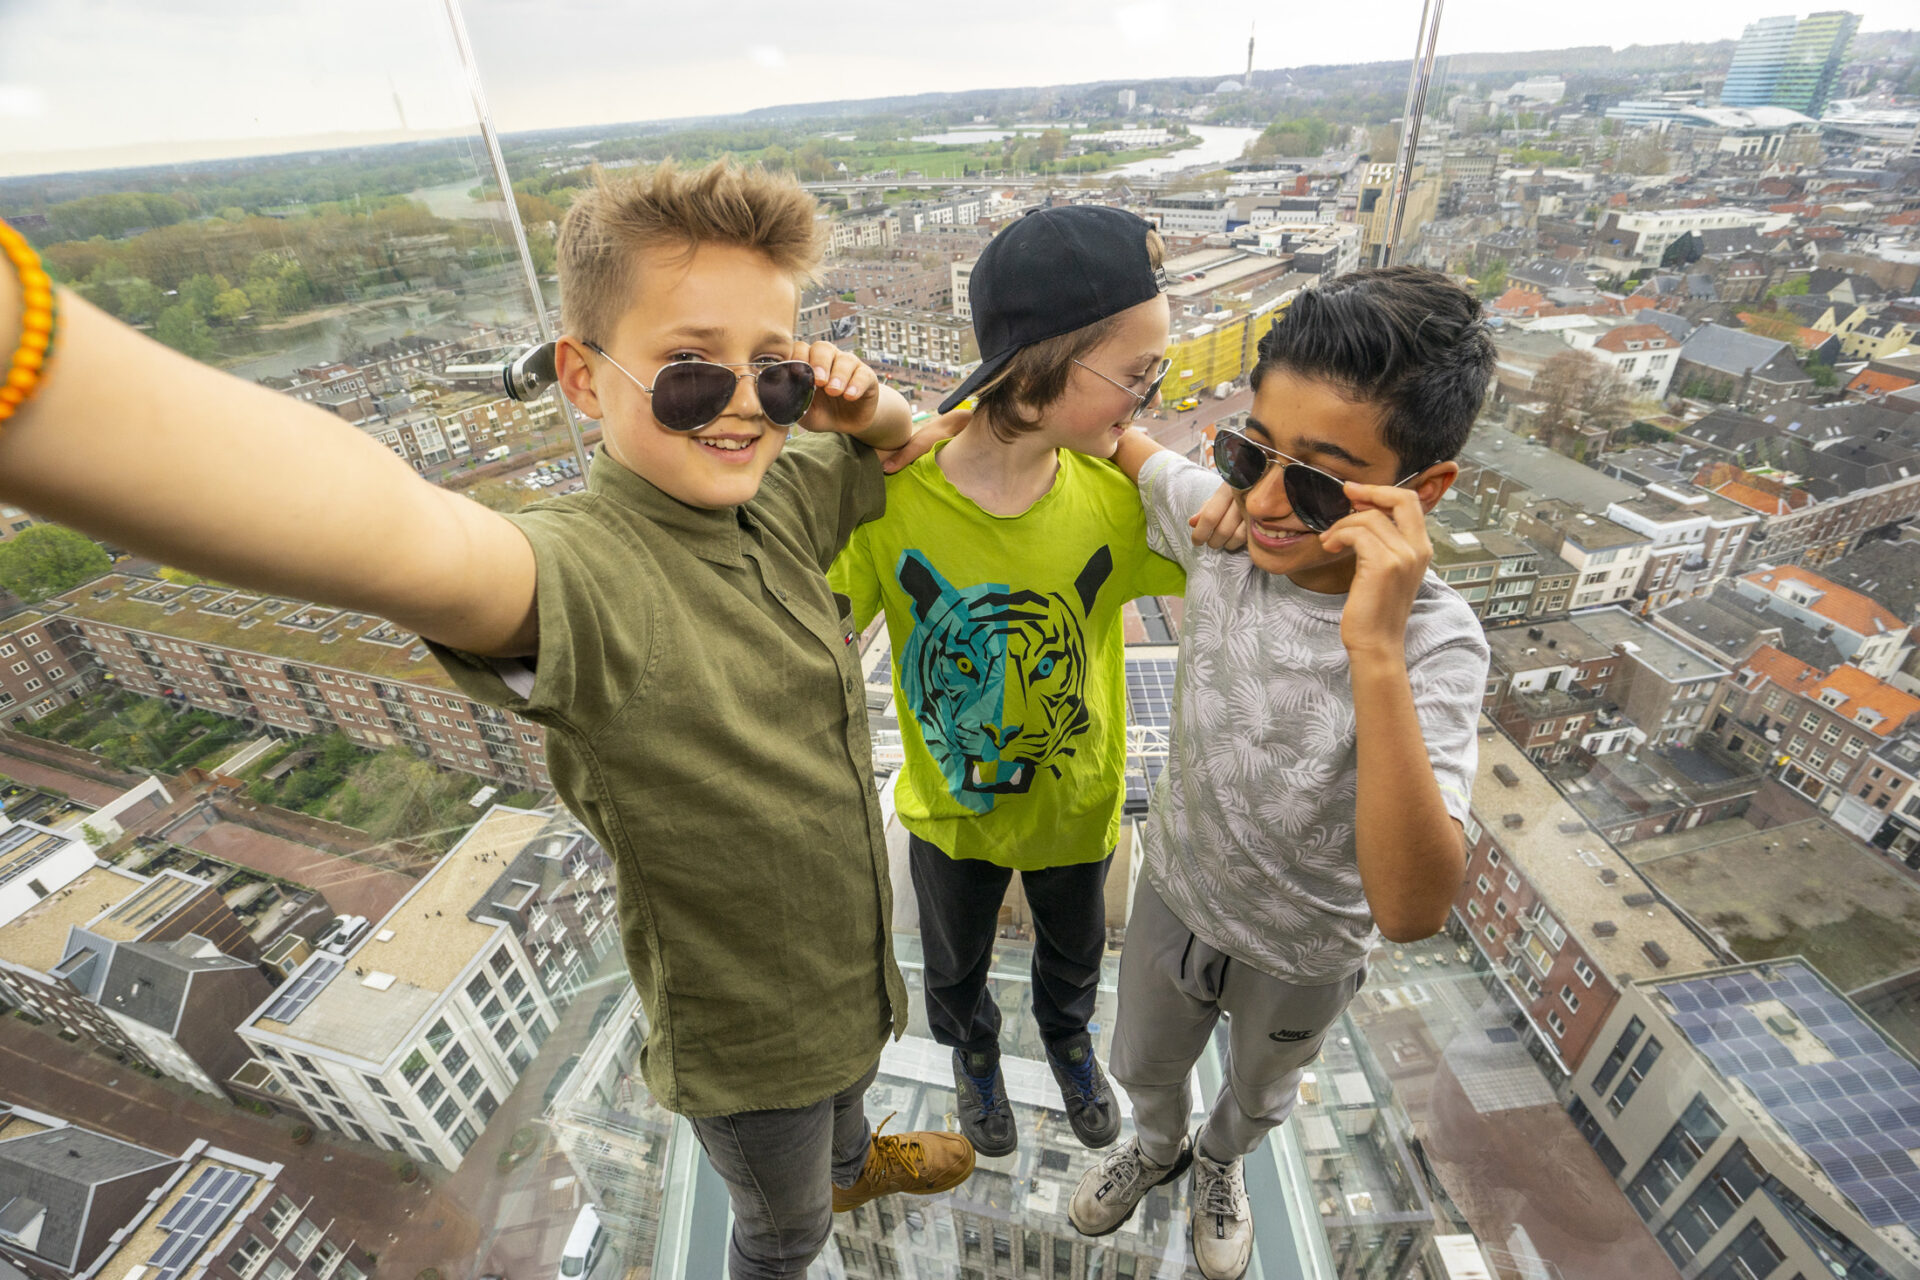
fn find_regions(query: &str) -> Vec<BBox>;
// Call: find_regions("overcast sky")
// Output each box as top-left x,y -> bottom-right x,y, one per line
1,0 -> 1913,176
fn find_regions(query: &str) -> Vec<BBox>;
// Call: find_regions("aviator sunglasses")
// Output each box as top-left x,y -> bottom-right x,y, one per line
1212,426 -> 1423,534
584,341 -> 816,432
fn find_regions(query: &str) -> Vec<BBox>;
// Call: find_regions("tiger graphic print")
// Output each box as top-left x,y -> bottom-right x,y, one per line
894,546 -> 1113,814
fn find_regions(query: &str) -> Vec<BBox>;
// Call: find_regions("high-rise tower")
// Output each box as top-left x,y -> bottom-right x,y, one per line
1722,11 -> 1859,116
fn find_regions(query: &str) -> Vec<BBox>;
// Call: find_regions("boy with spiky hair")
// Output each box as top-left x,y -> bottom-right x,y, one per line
1068,267 -> 1495,1279
0,160 -> 973,1280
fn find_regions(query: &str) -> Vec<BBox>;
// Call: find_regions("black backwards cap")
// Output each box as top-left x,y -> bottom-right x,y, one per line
938,205 -> 1168,414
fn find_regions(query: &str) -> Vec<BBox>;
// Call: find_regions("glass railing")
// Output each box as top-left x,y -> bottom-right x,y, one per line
5,4 -> 1920,1280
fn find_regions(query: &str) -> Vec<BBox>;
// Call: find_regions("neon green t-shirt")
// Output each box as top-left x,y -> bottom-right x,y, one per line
829,441 -> 1186,870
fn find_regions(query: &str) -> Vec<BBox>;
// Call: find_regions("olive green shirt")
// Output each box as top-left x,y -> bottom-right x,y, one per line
427,434 -> 908,1118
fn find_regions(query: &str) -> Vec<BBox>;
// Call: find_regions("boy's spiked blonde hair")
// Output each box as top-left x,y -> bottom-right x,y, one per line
558,160 -> 824,345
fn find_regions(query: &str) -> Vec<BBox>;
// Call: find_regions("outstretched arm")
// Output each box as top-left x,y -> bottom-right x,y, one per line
0,284 -> 538,657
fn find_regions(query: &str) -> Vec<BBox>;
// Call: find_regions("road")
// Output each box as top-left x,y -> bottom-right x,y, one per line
0,1015 -> 479,1270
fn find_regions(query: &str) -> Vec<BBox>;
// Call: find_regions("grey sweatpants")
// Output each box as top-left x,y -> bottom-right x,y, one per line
686,1059 -> 879,1279
1112,876 -> 1366,1167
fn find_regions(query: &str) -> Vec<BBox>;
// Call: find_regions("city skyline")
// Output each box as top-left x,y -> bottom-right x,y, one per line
1,0 -> 1915,177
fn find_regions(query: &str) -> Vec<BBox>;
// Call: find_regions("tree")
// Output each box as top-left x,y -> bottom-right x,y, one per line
1037,129 -> 1066,166
1477,260 -> 1508,300
212,287 -> 251,325
153,304 -> 215,361
1767,274 -> 1811,300
1531,349 -> 1629,451
116,277 -> 165,323
1618,133 -> 1670,176
0,526 -> 113,603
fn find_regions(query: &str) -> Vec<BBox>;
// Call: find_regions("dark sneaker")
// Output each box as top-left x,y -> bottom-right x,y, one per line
832,1113 -> 976,1213
952,1049 -> 1018,1157
1068,1133 -> 1194,1236
1047,1034 -> 1121,1149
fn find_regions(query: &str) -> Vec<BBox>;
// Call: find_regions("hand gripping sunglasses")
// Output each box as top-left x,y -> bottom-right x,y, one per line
496,340 -> 816,431
1211,426 -> 1422,534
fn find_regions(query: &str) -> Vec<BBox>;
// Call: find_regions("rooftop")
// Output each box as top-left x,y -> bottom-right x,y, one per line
1738,565 -> 1905,638
1571,607 -> 1729,684
1823,539 -> 1920,623
1652,585 -> 1846,672
1457,425 -> 1642,512
1626,817 -> 1920,997
47,575 -> 457,693
1651,959 -> 1920,1243
1551,512 -> 1651,553
0,866 -> 150,973
251,807 -> 553,1063
1553,748 -> 1759,835
100,1152 -> 270,1280
1486,620 -> 1616,671
1471,725 -> 1715,982
1739,645 -> 1920,737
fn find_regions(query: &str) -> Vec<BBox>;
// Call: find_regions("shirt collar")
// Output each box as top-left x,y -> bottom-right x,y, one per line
586,444 -> 748,567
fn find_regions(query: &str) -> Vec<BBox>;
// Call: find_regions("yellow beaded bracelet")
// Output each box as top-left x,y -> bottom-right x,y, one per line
0,217 -> 57,427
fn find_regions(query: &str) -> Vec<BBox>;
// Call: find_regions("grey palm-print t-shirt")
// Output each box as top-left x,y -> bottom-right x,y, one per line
1137,452 -> 1490,985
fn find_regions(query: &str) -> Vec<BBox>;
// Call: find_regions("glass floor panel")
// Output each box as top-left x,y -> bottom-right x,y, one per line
642,942 -> 1333,1280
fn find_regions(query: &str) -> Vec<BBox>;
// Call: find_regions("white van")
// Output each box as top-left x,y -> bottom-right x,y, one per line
320,914 -> 368,955
558,1206 -> 608,1280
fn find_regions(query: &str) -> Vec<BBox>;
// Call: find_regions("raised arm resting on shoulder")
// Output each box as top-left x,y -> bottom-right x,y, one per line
0,285 -> 539,659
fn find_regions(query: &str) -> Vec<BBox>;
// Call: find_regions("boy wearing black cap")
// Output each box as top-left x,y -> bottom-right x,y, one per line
830,206 -> 1234,1159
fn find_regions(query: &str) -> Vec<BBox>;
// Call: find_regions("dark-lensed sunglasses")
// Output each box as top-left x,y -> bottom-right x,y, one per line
1212,426 -> 1422,534
585,341 -> 816,432
1072,356 -> 1172,421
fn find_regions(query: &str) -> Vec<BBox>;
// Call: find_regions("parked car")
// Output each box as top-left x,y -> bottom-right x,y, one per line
544,1054 -> 581,1108
319,915 -> 368,955
1170,396 -> 1199,412
558,1205 -> 607,1279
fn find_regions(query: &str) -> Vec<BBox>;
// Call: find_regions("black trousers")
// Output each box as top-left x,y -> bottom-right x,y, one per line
907,833 -> 1112,1060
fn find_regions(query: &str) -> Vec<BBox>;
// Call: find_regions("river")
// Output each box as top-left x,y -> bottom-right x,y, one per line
1106,125 -> 1263,178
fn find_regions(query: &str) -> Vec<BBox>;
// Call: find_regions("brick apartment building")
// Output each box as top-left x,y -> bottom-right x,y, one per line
1697,460 -> 1920,570
1456,726 -> 1716,1079
853,308 -> 976,373
820,262 -> 953,312
0,610 -> 94,725
1713,643 -> 1920,811
45,575 -> 553,792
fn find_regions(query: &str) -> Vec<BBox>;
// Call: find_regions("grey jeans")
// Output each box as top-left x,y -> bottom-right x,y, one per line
1112,876 -> 1365,1166
686,1060 -> 879,1279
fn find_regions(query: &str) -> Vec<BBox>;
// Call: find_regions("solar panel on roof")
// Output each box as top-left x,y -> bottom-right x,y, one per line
263,957 -> 342,1023
1663,962 -> 1920,1236
149,1166 -> 256,1280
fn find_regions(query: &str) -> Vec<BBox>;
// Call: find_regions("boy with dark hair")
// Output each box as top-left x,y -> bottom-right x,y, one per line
0,159 -> 974,1280
1068,266 -> 1496,1280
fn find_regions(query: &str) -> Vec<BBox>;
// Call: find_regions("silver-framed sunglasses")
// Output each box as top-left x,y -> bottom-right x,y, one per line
585,341 -> 816,432
1072,356 -> 1173,421
1211,426 -> 1423,533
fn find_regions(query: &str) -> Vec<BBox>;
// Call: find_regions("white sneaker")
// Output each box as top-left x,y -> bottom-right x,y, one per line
1067,1134 -> 1193,1236
1190,1149 -> 1254,1279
